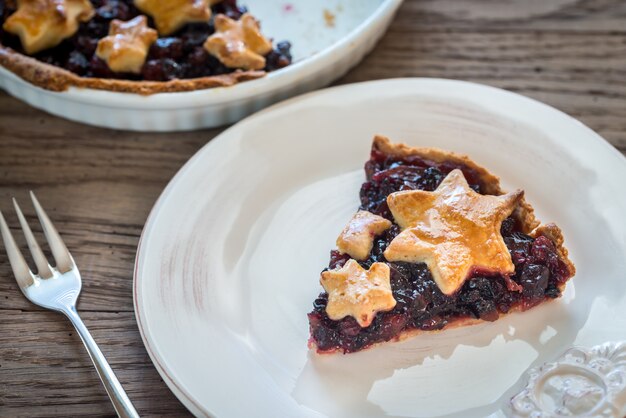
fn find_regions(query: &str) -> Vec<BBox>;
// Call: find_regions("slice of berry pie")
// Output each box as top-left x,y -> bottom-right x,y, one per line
0,0 -> 292,94
308,135 -> 575,354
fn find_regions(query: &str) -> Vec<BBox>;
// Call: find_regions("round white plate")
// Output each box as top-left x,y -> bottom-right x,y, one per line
134,79 -> 626,417
0,0 -> 401,131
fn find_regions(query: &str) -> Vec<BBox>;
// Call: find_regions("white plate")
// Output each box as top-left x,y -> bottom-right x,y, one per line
133,78 -> 626,417
0,0 -> 401,131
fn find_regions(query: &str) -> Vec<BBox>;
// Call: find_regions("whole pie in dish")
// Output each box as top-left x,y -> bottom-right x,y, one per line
0,0 -> 292,94
308,135 -> 575,354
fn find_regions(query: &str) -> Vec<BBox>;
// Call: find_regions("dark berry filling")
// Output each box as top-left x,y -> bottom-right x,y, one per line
308,149 -> 572,353
0,0 -> 292,81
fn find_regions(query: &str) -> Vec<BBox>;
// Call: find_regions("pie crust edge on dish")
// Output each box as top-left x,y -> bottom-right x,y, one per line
0,44 -> 265,94
309,135 -> 576,354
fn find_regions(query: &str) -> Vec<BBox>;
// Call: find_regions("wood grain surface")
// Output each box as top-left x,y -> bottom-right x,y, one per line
1,0 -> 625,416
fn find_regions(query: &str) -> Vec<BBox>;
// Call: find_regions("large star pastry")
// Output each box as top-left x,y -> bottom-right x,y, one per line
321,259 -> 396,327
3,0 -> 94,54
384,169 -> 523,295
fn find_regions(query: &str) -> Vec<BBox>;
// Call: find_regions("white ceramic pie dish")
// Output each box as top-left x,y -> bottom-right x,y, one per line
0,0 -> 402,131
134,78 -> 626,417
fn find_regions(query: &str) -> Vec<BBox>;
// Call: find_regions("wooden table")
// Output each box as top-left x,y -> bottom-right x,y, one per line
1,1 -> 624,416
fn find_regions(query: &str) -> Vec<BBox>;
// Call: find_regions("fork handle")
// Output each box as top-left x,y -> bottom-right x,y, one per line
64,306 -> 139,418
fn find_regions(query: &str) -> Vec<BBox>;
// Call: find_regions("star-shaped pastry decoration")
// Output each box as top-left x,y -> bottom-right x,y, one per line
203,13 -> 273,70
321,259 -> 396,327
3,0 -> 94,54
384,169 -> 523,295
336,210 -> 392,260
95,15 -> 158,74
133,0 -> 217,36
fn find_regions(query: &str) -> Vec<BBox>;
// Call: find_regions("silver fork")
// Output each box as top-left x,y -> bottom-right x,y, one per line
0,192 -> 139,418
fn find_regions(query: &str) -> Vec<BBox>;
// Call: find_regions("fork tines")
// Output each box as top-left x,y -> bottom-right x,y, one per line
0,192 -> 73,289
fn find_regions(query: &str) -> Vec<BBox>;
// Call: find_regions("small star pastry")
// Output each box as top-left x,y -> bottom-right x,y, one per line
384,169 -> 523,295
3,0 -> 95,54
336,210 -> 391,260
204,13 -> 273,70
96,16 -> 158,74
321,259 -> 396,327
133,0 -> 217,36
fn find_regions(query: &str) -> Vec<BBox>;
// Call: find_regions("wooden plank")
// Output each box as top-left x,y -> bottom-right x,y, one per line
400,0 -> 626,33
0,310 -> 192,417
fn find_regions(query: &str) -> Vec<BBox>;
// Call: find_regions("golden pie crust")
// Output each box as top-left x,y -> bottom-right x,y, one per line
309,135 -> 576,353
0,43 -> 264,94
